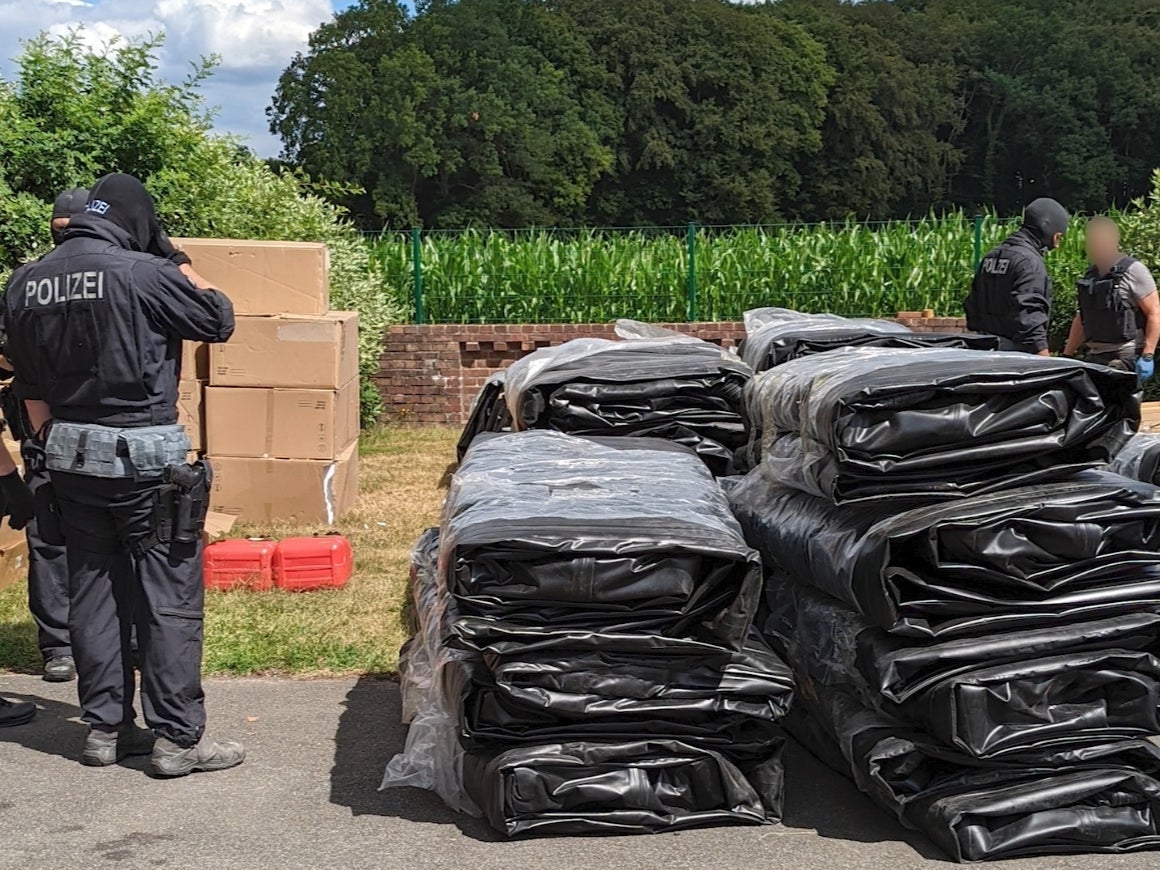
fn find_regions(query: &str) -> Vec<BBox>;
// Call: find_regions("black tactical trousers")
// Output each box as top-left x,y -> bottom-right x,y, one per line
23,452 -> 72,661
52,471 -> 206,746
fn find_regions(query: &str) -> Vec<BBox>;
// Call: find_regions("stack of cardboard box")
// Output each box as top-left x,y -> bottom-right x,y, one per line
173,239 -> 360,526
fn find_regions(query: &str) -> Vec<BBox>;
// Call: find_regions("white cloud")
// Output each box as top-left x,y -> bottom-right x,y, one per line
0,0 -> 334,155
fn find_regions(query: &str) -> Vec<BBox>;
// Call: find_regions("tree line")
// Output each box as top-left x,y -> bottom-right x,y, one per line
268,0 -> 1160,229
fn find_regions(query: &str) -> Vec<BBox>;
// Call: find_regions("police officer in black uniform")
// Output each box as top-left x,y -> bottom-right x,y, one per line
965,198 -> 1071,355
18,187 -> 91,683
1,173 -> 245,774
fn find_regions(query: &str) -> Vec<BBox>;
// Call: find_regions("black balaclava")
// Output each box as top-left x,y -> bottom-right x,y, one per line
84,173 -> 159,251
50,187 -> 89,244
1022,197 -> 1070,251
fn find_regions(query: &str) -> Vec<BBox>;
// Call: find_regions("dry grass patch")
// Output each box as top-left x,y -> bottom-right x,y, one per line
0,426 -> 458,677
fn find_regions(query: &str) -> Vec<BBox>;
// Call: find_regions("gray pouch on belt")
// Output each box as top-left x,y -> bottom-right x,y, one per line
46,422 -> 191,480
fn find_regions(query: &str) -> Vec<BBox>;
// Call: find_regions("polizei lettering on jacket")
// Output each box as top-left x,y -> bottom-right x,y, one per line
24,271 -> 106,306
981,257 -> 1011,276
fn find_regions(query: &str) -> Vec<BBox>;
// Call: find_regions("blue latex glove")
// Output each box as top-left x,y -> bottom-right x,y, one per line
1137,355 -> 1155,385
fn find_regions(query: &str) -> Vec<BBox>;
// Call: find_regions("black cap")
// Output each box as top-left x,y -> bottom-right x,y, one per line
85,173 -> 159,251
52,187 -> 90,219
1022,198 -> 1070,248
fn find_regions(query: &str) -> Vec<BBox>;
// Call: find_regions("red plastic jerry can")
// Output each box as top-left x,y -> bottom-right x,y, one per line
204,538 -> 277,592
272,535 -> 353,592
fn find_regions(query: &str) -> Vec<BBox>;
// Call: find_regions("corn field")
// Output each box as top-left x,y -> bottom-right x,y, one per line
368,214 -> 1091,324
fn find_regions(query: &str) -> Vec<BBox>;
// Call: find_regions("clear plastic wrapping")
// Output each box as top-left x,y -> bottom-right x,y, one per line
499,336 -> 751,475
738,307 -> 999,373
1110,433 -> 1160,485
456,372 -> 511,461
382,529 -> 482,816
730,468 -> 1160,638
743,347 -> 1139,502
442,431 -> 761,648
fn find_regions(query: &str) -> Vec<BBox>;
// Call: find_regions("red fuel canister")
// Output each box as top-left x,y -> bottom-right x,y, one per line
204,539 -> 276,592
273,535 -> 353,592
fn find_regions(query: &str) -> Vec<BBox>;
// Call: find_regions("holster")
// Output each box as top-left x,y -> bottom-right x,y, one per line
141,459 -> 212,554
0,386 -> 31,443
34,482 -> 65,547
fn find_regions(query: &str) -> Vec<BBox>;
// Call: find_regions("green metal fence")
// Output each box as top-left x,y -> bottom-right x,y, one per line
367,214 -> 1023,325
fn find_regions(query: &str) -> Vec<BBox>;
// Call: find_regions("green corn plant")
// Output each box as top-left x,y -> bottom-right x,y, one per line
368,212 -> 1098,326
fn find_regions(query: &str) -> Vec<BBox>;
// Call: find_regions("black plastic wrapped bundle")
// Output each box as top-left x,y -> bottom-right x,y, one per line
386,517 -> 791,834
738,307 -> 998,372
763,578 -> 1160,862
729,469 -> 1160,638
762,579 -> 1160,759
745,347 -> 1139,502
445,631 -> 792,761
462,738 -> 784,837
456,372 -> 511,461
501,336 -> 750,475
1110,433 -> 1160,485
442,431 -> 761,648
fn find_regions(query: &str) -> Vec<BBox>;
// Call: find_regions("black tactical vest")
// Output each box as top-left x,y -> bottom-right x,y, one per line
1077,256 -> 1143,345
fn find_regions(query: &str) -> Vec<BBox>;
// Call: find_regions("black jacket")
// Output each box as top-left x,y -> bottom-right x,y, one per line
1,216 -> 234,427
964,229 -> 1051,353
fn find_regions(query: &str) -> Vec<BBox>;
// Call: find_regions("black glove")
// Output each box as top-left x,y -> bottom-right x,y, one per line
147,224 -> 192,267
0,470 -> 35,530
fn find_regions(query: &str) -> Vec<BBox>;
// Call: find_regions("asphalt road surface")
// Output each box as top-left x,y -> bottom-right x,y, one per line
0,675 -> 1154,870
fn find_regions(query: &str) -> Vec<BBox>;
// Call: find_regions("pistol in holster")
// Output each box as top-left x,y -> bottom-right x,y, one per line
141,459 -> 212,554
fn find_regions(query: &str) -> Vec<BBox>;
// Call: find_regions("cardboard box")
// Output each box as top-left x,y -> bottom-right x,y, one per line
181,342 -> 209,381
171,238 -> 329,316
1141,401 -> 1160,432
0,531 -> 29,593
203,511 -> 237,546
208,441 -> 359,525
2,438 -> 22,473
177,380 -> 205,451
205,380 -> 359,460
210,313 -> 358,390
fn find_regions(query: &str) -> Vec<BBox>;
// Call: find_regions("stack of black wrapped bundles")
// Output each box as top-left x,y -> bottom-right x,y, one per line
739,307 -> 999,373
454,330 -> 751,476
384,431 -> 794,837
728,346 -> 1160,862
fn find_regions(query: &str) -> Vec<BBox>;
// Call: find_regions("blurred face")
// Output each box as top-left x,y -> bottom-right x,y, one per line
50,217 -> 69,234
1051,231 -> 1064,251
1085,221 -> 1121,267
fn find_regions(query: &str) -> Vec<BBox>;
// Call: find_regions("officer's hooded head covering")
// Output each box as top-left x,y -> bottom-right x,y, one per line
84,173 -> 160,252
1022,197 -> 1070,251
50,187 -> 89,244
52,187 -> 89,221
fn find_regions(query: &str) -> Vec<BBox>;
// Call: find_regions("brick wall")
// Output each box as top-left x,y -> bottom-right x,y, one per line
376,315 -> 967,425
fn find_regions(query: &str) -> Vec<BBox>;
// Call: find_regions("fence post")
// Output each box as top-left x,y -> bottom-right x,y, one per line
411,227 -> 425,325
972,214 -> 983,271
686,222 -> 697,322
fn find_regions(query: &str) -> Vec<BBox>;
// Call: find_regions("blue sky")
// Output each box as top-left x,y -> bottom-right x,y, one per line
0,0 -> 416,156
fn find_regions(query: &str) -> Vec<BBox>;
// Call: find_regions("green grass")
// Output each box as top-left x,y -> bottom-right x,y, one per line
369,214 -> 1092,324
0,426 -> 459,678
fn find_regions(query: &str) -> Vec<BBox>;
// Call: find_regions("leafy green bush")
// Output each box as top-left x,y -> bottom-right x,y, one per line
0,32 -> 403,427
